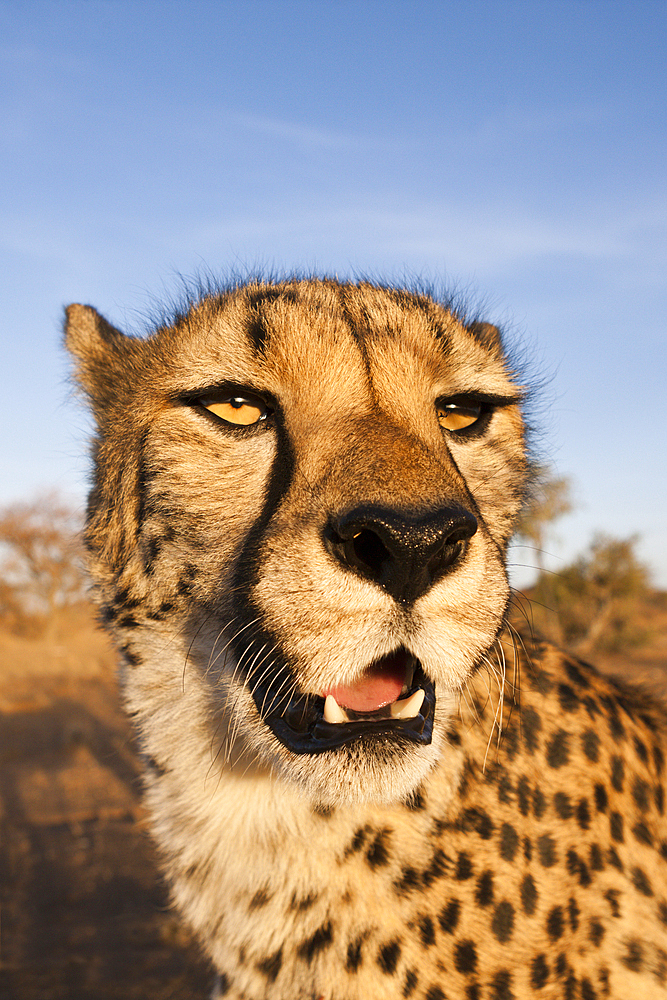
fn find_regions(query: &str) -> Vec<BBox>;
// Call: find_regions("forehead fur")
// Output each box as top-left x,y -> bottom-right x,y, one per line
145,278 -> 516,392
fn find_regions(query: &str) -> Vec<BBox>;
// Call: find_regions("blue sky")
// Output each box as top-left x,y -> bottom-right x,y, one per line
1,0 -> 666,586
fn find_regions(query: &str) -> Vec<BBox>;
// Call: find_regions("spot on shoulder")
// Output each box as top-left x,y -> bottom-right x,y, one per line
546,905 -> 565,940
621,939 -> 644,972
521,706 -> 542,753
366,828 -> 392,869
568,895 -> 580,931
594,783 -> 608,813
256,947 -> 282,982
499,822 -> 519,862
496,771 -> 514,805
453,939 -> 478,974
458,806 -> 494,839
546,729 -> 570,768
582,729 -> 600,762
346,936 -> 364,972
632,777 -> 650,812
609,812 -> 624,843
455,851 -> 474,880
588,918 -> 605,946
576,797 -> 591,829
343,825 -> 369,859
489,968 -> 515,1000
599,695 -> 625,740
530,954 -> 550,989
589,842 -> 605,871
610,756 -> 624,792
554,791 -> 572,819
377,939 -> 402,975
475,869 -> 494,907
403,786 -> 426,811
604,889 -> 620,917
566,849 -> 592,887
558,684 -> 580,712
580,977 -> 598,1000
289,891 -> 318,912
491,900 -> 515,943
297,922 -> 334,963
564,658 -> 591,688
632,821 -> 653,846
249,887 -> 272,910
416,914 -> 435,948
422,848 -> 449,886
394,866 -> 422,895
533,786 -> 547,818
438,898 -> 461,934
631,866 -> 654,897
402,967 -> 418,997
633,735 -> 649,764
517,776 -> 530,816
520,874 -> 538,915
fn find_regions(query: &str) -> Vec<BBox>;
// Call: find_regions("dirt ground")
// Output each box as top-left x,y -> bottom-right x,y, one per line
0,612 -> 212,999
1,603 -> 666,999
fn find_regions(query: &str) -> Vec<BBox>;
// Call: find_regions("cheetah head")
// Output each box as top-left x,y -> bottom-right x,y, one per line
66,278 -> 527,807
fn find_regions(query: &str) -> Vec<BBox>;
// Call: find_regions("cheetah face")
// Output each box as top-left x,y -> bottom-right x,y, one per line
66,280 -> 527,806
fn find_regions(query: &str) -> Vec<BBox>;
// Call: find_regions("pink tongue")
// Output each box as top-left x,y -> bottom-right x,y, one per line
323,652 -> 407,713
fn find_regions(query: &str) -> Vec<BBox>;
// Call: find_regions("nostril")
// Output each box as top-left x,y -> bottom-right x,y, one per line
330,527 -> 391,580
350,529 -> 390,576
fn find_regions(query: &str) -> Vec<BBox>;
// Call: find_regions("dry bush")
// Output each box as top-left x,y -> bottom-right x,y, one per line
0,492 -> 88,638
527,534 -> 652,656
515,463 -> 574,571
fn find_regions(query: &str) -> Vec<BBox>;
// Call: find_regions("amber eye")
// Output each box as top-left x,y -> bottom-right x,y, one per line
437,400 -> 484,432
199,393 -> 269,426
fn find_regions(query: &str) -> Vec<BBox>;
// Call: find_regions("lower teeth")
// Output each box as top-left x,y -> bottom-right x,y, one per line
322,688 -> 425,725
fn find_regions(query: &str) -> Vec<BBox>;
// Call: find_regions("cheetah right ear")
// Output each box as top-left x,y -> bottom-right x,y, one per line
64,304 -> 144,403
466,321 -> 504,354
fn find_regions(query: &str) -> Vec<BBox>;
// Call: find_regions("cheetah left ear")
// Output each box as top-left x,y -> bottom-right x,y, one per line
64,303 -> 144,405
466,321 -> 503,353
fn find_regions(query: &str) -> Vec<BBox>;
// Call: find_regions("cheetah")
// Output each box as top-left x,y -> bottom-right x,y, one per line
65,278 -> 667,999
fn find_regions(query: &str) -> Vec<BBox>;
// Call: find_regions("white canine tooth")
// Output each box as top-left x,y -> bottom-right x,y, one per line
324,695 -> 350,724
390,688 -> 425,720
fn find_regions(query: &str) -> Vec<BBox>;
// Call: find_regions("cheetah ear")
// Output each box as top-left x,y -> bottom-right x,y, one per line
466,321 -> 503,353
64,304 -> 143,403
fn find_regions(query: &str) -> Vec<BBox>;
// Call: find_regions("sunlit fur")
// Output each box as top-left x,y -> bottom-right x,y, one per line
66,278 -> 667,1000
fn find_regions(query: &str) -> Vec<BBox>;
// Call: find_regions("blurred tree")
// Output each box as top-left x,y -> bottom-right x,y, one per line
531,533 -> 651,655
0,493 -> 87,637
515,462 -> 574,571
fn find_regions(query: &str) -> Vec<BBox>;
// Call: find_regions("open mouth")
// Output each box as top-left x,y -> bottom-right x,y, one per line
247,647 -> 435,755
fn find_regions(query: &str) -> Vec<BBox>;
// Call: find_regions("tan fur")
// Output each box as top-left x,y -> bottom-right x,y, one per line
66,279 -> 667,999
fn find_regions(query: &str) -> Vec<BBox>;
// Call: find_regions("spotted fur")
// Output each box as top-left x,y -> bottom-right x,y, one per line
66,278 -> 667,999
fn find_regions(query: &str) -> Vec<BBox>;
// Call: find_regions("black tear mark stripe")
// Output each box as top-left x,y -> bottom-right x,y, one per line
227,410 -> 297,680
233,409 -> 296,596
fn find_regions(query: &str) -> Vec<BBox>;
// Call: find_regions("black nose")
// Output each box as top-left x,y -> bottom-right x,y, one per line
325,504 -> 477,604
